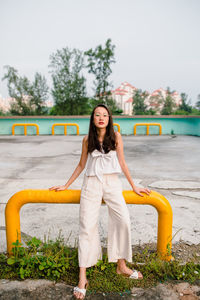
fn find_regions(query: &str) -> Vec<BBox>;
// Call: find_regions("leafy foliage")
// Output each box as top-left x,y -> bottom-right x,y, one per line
49,48 -> 90,115
161,88 -> 177,115
85,39 -> 116,106
2,66 -> 49,115
2,43 -> 200,117
132,90 -> 148,115
0,237 -> 199,293
174,93 -> 192,114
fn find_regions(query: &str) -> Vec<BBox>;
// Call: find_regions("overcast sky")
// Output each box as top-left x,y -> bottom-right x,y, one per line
0,0 -> 200,105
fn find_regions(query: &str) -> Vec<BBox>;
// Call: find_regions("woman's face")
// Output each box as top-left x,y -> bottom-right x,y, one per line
93,106 -> 109,129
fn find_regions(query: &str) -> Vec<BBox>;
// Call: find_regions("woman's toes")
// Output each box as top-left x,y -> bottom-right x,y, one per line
74,291 -> 80,299
138,272 -> 143,279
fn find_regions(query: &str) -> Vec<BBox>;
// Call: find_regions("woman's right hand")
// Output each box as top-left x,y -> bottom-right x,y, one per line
49,185 -> 67,191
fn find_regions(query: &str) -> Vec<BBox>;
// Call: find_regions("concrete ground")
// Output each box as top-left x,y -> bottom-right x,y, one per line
0,279 -> 200,299
0,134 -> 200,253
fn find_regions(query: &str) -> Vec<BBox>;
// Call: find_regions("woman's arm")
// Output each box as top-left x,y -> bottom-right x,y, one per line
49,135 -> 88,191
115,132 -> 151,197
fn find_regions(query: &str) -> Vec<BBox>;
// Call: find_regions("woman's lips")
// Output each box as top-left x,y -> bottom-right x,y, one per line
99,122 -> 104,124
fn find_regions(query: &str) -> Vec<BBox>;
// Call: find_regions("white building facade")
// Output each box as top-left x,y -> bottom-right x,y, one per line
112,82 -> 182,115
111,82 -> 136,115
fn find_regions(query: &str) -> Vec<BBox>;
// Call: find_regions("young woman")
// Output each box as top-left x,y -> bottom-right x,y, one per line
49,104 -> 151,299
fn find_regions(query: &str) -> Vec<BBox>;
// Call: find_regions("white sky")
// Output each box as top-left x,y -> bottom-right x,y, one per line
0,0 -> 200,105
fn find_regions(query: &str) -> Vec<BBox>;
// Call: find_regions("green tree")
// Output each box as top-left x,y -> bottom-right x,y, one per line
31,73 -> 50,115
49,48 -> 89,115
84,39 -> 115,104
106,97 -> 123,115
161,95 -> 175,115
2,66 -> 49,115
161,87 -> 176,115
147,92 -> 165,115
132,90 -> 148,115
178,93 -> 192,113
146,108 -> 156,115
87,97 -> 121,115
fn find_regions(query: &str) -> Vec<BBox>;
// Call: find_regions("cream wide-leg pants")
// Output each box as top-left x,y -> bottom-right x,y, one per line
78,173 -> 132,268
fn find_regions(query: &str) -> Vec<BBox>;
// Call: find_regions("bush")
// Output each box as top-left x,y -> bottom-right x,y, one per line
0,237 -> 199,292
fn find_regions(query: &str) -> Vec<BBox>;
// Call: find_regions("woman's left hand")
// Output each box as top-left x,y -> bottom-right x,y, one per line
133,186 -> 151,197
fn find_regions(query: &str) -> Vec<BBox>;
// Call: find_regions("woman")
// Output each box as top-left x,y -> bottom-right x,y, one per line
49,104 -> 151,299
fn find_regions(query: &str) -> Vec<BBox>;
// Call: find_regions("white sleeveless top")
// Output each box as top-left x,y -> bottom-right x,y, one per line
85,145 -> 122,183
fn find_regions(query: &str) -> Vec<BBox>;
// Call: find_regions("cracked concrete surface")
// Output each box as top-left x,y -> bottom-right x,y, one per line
0,135 -> 200,252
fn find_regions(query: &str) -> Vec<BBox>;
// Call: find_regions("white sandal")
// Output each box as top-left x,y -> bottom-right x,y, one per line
129,269 -> 143,280
117,267 -> 143,280
73,281 -> 88,299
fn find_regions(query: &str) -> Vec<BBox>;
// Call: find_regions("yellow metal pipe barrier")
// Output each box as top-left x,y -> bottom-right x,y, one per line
5,189 -> 173,260
12,124 -> 39,136
113,123 -> 120,132
134,123 -> 162,135
52,123 -> 79,135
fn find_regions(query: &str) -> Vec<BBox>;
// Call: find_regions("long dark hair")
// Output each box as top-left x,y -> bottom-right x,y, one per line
87,104 -> 116,154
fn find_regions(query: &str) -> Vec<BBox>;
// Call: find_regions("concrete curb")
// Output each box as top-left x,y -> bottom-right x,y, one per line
0,279 -> 200,300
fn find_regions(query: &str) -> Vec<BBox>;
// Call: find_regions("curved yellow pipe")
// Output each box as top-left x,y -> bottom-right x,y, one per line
12,124 -> 39,136
113,123 -> 120,132
52,123 -> 79,135
5,189 -> 173,260
134,123 -> 162,135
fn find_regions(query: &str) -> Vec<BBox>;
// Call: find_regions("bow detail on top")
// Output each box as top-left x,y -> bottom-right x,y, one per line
91,149 -> 113,159
91,150 -> 115,182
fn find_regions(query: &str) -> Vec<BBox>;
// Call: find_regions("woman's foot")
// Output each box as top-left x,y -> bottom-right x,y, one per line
73,278 -> 88,299
116,265 -> 143,279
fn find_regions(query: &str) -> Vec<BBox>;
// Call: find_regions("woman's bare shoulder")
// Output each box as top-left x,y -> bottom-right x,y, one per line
114,131 -> 122,147
115,131 -> 122,141
83,134 -> 88,141
83,135 -> 88,144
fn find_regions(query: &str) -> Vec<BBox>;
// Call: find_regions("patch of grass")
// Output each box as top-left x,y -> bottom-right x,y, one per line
0,237 -> 199,293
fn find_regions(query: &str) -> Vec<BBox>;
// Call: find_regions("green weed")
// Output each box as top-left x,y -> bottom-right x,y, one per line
0,236 -> 199,292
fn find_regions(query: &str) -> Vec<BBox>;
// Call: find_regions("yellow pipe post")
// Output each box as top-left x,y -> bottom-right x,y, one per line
12,124 -> 39,136
52,123 -> 79,135
146,125 -> 149,135
134,123 -> 162,135
113,123 -> 120,133
5,189 -> 173,260
64,125 -> 67,135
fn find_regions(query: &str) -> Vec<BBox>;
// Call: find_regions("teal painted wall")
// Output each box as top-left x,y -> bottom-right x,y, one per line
0,117 -> 199,136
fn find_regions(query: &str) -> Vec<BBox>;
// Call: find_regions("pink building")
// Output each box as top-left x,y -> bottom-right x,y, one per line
111,82 -> 137,115
145,88 -> 182,114
112,83 -> 182,115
